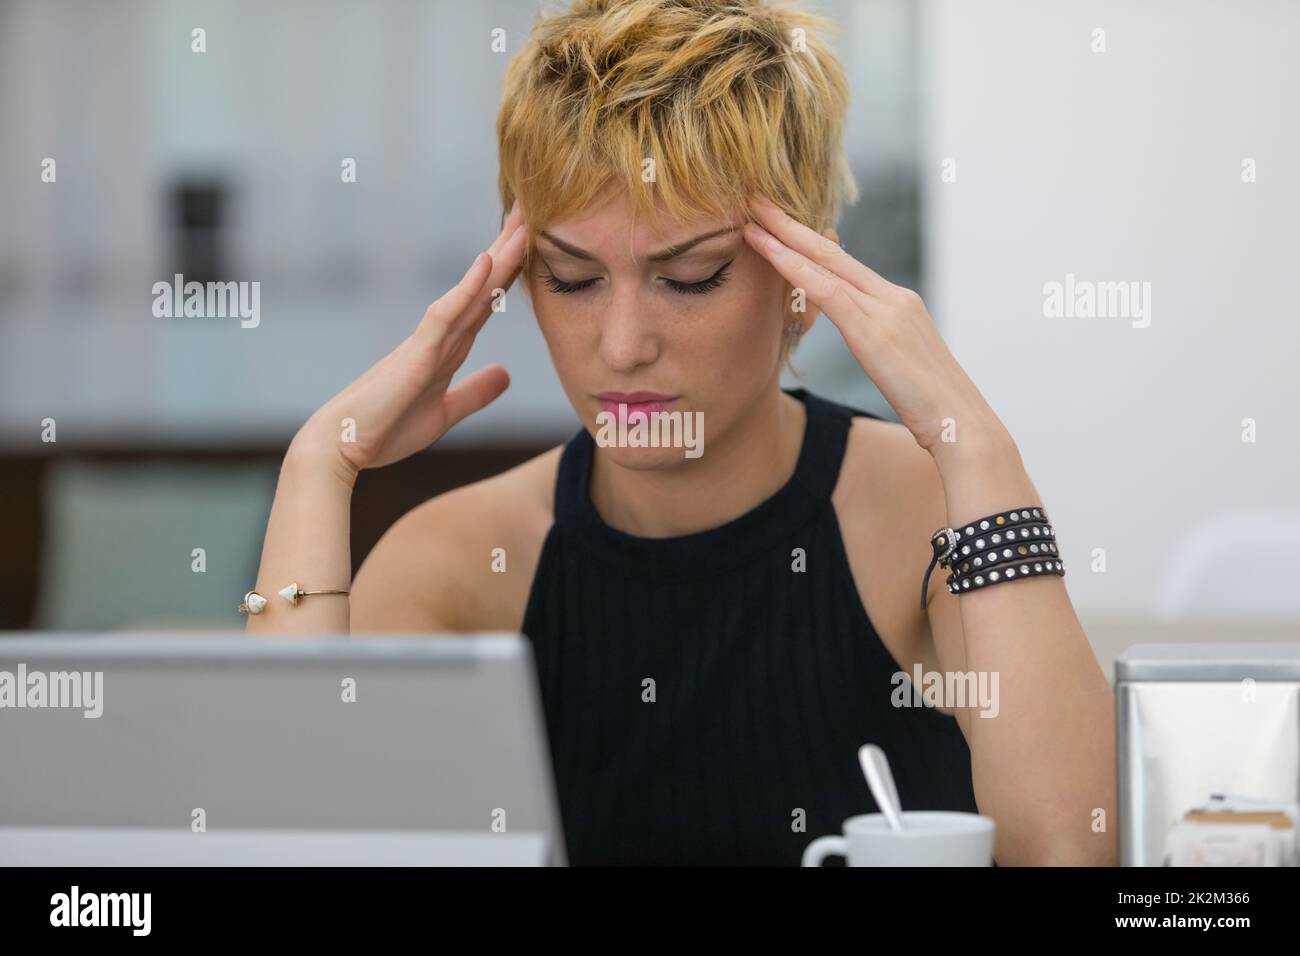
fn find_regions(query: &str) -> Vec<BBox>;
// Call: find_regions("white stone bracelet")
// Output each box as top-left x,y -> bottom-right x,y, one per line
239,583 -> 349,615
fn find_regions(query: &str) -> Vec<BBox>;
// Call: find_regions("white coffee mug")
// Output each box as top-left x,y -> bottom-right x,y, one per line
802,811 -> 995,866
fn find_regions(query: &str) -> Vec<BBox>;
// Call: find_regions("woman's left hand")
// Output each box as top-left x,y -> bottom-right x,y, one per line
744,194 -> 1010,461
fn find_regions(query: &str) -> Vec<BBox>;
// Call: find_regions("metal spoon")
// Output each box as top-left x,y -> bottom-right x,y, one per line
859,743 -> 905,832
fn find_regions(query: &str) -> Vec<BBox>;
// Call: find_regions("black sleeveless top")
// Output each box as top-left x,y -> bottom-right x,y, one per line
520,387 -> 978,866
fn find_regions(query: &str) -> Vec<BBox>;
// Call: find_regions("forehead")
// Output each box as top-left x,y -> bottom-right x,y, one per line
542,188 -> 739,258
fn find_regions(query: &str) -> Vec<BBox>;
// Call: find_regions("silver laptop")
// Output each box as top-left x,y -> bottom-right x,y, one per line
0,632 -> 567,866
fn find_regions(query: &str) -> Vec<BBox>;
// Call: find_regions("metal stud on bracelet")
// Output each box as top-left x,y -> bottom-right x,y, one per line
946,558 -> 1065,594
921,506 -> 1059,609
946,519 -> 1065,593
951,525 -> 1058,575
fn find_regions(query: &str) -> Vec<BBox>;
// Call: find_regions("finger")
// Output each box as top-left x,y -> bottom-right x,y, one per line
434,250 -> 495,318
413,221 -> 528,364
743,220 -> 871,339
487,199 -> 525,259
747,195 -> 891,297
413,247 -> 498,346
349,240 -> 510,423
439,363 -> 510,431
416,202 -> 525,338
450,223 -> 530,339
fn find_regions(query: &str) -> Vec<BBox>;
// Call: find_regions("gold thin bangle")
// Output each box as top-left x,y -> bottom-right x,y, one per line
276,583 -> 349,607
238,583 -> 349,615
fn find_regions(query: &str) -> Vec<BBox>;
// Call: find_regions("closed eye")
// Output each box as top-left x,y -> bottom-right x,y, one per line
540,272 -> 598,295
663,260 -> 733,295
540,259 -> 734,296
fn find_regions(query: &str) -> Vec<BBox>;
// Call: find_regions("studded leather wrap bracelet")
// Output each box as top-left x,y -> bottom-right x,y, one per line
920,506 -> 1064,609
946,553 -> 1064,596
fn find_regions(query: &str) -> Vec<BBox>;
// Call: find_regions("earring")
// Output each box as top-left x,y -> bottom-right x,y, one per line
785,320 -> 805,344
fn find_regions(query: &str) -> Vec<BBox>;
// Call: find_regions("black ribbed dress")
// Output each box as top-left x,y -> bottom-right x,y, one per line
520,386 -> 978,865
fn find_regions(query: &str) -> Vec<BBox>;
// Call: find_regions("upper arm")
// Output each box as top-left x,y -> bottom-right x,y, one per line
839,416 -> 971,734
920,564 -> 972,737
897,445 -> 974,739
351,490 -> 482,633
350,447 -> 560,635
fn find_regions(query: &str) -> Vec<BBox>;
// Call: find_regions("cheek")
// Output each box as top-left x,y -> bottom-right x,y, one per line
530,293 -> 604,405
536,305 -> 591,354
698,266 -> 787,363
527,277 -> 579,354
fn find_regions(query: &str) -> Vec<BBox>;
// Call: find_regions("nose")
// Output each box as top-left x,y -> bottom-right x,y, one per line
597,288 -> 661,373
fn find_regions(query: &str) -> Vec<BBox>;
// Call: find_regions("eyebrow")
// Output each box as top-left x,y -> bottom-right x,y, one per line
537,226 -> 736,263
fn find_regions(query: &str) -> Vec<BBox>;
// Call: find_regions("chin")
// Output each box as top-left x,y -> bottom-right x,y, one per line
594,441 -> 697,471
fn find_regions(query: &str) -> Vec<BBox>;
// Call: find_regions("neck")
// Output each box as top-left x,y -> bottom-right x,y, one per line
588,386 -> 807,538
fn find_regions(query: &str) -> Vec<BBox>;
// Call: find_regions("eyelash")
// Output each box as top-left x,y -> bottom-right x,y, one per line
541,260 -> 734,296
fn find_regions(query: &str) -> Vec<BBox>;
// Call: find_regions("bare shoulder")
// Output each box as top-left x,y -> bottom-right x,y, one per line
351,444 -> 563,633
831,412 -> 949,676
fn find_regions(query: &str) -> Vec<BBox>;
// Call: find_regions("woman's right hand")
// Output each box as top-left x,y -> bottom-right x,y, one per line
291,201 -> 529,486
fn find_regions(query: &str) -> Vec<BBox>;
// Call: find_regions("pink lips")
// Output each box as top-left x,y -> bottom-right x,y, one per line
596,391 -> 679,419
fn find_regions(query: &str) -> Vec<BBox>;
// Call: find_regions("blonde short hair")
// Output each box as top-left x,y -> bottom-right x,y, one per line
496,0 -> 859,369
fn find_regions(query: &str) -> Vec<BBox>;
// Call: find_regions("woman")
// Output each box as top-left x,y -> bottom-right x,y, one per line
245,0 -> 1116,866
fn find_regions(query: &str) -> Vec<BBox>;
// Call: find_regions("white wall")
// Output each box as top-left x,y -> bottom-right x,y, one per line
918,0 -> 1300,618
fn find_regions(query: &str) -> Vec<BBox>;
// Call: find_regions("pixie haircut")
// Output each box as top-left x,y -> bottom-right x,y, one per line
496,0 -> 859,364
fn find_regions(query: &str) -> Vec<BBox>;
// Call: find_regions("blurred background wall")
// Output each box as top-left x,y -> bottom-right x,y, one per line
0,0 -> 1296,659
919,0 -> 1300,631
0,0 -> 913,630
